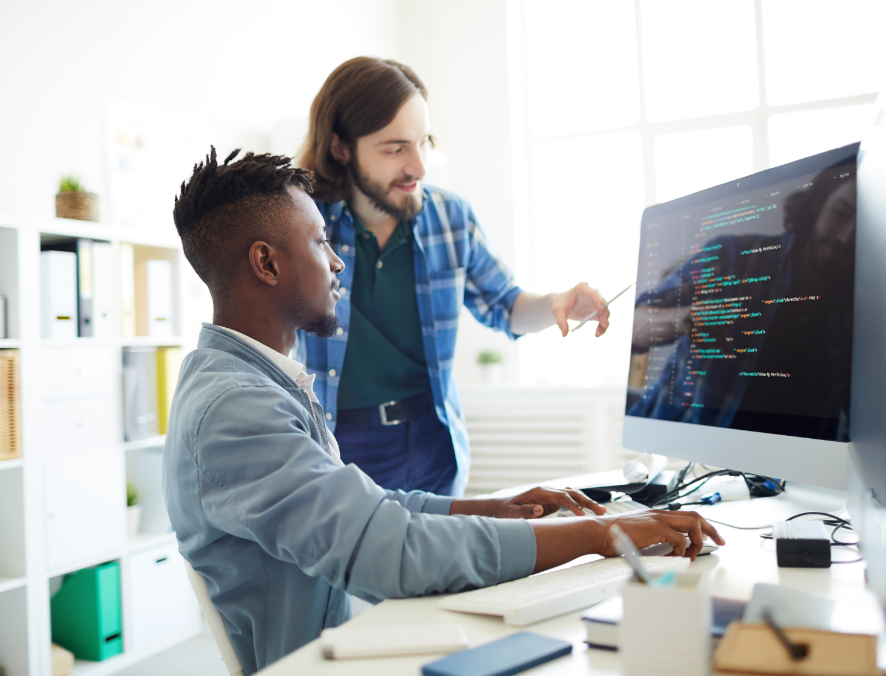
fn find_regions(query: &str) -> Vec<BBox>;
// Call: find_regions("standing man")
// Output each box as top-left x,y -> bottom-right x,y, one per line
298,57 -> 611,497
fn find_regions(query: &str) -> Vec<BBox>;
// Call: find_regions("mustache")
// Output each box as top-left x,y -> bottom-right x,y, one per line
331,278 -> 340,291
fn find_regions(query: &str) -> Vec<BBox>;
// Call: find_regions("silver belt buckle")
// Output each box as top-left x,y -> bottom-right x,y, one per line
378,400 -> 402,426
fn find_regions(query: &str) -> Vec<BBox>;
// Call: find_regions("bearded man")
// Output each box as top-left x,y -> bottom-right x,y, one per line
298,57 -> 613,496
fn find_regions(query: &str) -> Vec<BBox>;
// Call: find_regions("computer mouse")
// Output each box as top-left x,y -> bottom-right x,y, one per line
639,537 -> 719,557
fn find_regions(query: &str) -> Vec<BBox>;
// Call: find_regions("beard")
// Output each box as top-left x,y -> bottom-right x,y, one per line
291,283 -> 341,339
350,160 -> 423,221
302,311 -> 339,339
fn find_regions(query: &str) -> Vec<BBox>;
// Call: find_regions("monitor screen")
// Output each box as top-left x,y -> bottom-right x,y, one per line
626,144 -> 859,444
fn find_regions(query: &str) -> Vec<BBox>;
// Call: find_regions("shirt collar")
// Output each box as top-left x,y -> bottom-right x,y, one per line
207,323 -> 319,403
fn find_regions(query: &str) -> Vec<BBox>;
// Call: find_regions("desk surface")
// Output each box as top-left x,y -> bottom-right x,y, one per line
259,505 -> 876,675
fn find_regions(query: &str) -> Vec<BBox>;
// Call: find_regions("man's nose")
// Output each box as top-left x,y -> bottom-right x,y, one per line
406,145 -> 426,179
330,251 -> 345,274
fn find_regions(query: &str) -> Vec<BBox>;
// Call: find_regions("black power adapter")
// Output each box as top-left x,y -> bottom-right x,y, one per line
773,520 -> 831,568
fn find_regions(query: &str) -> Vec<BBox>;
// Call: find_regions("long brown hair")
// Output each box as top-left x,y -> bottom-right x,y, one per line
297,57 -> 429,203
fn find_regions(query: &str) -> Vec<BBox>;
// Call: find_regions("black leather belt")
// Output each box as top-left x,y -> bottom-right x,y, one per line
337,392 -> 432,426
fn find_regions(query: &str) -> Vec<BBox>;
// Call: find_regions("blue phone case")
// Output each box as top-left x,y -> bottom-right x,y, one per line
421,632 -> 572,676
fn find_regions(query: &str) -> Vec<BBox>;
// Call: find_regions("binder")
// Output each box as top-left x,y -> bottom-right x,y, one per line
0,295 -> 7,339
119,243 -> 136,337
147,259 -> 173,337
156,347 -> 182,435
134,257 -> 174,337
40,250 -> 78,340
42,239 -> 94,337
50,562 -> 123,662
91,242 -> 114,339
122,347 -> 158,441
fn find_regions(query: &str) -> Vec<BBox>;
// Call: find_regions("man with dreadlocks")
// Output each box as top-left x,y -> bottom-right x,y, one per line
163,147 -> 724,674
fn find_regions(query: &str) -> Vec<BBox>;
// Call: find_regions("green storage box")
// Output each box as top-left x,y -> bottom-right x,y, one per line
50,561 -> 122,661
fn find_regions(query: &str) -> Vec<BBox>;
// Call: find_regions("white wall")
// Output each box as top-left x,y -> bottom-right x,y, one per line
407,0 -> 526,385
0,0 -> 411,219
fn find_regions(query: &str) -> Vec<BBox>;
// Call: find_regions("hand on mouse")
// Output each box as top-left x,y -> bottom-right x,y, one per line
449,486 -> 606,519
596,510 -> 725,561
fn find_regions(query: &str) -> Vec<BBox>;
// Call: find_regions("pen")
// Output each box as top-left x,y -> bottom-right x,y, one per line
571,282 -> 636,333
609,524 -> 654,584
762,610 -> 808,661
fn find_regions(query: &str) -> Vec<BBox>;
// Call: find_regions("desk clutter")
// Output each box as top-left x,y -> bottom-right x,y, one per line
579,581 -> 882,676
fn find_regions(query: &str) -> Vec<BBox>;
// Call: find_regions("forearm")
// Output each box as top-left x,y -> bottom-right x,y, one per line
449,497 -> 506,517
529,519 -> 607,573
509,291 -> 557,334
450,500 -> 608,573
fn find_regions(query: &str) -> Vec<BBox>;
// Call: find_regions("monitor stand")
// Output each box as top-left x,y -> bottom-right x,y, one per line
692,482 -> 846,527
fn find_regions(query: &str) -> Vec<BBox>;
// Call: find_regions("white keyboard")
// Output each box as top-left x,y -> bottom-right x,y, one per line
438,556 -> 689,626
556,498 -> 648,517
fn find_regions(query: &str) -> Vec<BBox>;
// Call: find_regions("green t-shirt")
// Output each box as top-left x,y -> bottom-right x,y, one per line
337,215 -> 431,410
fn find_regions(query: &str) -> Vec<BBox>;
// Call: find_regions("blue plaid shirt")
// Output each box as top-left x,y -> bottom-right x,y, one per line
295,186 -> 523,496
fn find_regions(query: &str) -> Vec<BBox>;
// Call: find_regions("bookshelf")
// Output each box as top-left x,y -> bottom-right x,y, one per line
0,214 -> 202,676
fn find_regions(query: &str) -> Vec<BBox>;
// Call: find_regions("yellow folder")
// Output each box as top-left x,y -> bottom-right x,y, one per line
156,347 -> 183,435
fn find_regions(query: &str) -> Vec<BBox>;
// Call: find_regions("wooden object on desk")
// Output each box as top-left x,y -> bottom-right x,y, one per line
713,622 -> 878,676
51,643 -> 74,676
0,350 -> 21,461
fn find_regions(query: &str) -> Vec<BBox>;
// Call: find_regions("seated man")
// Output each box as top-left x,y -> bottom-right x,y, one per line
164,147 -> 724,675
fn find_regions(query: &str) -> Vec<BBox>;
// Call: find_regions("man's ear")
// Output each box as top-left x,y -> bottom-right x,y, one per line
329,133 -> 351,165
248,241 -> 280,287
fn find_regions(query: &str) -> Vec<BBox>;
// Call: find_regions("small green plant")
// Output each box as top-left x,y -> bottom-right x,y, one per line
126,482 -> 140,507
477,350 -> 503,365
58,175 -> 84,193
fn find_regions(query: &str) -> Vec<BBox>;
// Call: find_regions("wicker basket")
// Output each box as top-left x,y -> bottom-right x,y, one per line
0,350 -> 21,461
56,191 -> 99,222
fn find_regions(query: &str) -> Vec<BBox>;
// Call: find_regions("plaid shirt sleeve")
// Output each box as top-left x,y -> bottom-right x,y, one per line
425,190 -> 524,339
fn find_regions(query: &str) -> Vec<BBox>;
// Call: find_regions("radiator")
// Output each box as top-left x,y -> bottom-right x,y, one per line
459,387 -> 637,498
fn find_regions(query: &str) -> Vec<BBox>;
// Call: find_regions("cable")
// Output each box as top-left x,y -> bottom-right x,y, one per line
703,517 -> 774,530
655,469 -> 785,510
831,521 -> 857,547
651,469 -> 737,507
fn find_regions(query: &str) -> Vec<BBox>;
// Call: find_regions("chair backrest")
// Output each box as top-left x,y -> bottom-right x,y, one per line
183,560 -> 246,676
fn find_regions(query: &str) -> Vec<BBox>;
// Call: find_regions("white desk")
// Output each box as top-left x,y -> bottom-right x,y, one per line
258,492 -> 877,675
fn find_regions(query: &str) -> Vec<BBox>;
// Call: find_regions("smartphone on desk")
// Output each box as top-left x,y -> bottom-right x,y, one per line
421,632 -> 572,676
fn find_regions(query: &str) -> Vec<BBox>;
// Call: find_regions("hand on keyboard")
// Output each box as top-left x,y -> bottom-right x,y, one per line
596,510 -> 725,560
450,485 -> 606,519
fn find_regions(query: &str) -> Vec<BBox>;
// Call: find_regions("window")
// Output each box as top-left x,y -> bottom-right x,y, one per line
513,0 -> 880,388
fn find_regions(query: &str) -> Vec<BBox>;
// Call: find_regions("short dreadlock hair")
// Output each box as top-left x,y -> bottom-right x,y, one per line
173,147 -> 314,296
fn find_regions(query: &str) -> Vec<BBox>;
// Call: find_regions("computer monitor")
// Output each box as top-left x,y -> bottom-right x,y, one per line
848,92 -> 886,611
623,143 -> 859,491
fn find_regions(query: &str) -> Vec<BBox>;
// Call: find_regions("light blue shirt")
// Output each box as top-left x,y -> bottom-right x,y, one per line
300,186 -> 524,496
163,324 -> 536,674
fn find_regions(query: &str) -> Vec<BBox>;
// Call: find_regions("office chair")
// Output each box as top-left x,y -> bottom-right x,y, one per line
183,560 -> 245,676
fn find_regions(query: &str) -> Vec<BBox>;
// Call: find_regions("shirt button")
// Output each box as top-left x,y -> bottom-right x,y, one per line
326,412 -> 333,420
336,327 -> 344,336
376,261 -> 384,269
342,244 -> 350,253
329,369 -> 337,377
363,233 -> 371,239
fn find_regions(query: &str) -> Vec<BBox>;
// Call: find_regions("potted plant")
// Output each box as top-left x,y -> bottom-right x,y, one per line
477,350 -> 504,384
56,175 -> 99,222
126,482 -> 141,539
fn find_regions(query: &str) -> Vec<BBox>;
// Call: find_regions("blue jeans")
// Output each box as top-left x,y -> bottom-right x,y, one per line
335,400 -> 458,496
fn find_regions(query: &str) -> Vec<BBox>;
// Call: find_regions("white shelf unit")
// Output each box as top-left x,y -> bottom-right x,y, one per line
0,214 -> 202,676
